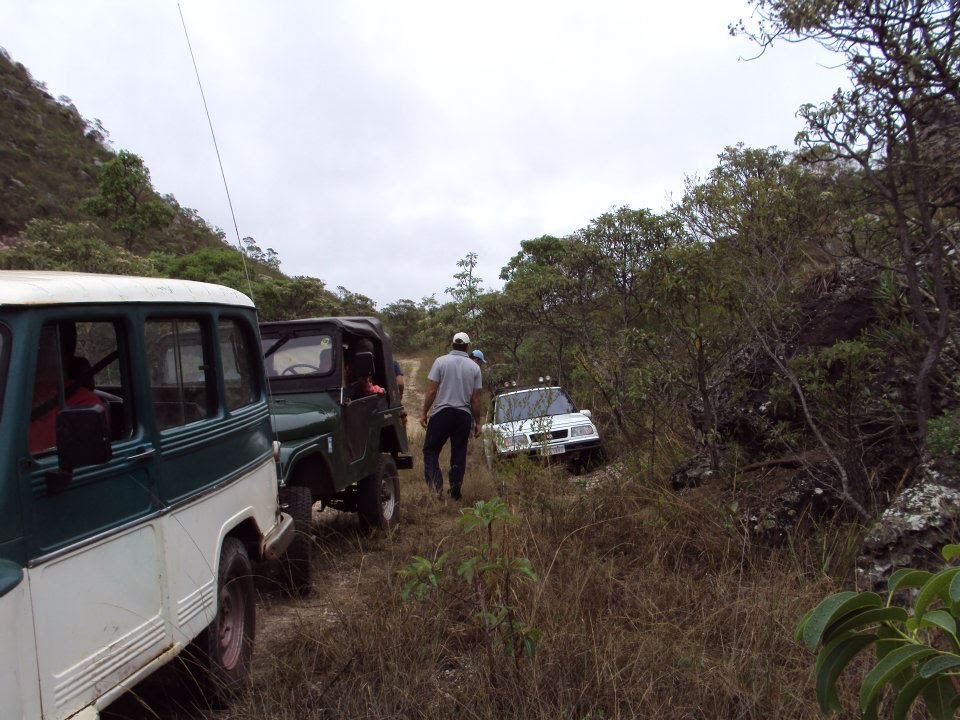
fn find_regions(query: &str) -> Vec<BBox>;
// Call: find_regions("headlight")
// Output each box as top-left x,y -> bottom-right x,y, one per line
570,424 -> 595,437
501,434 -> 529,450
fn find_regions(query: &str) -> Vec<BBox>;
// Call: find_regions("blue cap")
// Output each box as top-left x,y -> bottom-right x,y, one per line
470,349 -> 487,364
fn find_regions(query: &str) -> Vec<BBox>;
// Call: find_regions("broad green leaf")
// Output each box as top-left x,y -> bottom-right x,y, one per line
922,676 -> 957,720
915,567 -> 960,619
888,568 -> 934,596
815,631 -> 856,675
920,654 -> 960,679
824,607 -> 909,642
796,605 -> 818,644
860,644 -> 938,713
941,544 -> 960,562
919,609 -> 958,637
893,674 -> 939,720
876,624 -> 905,662
949,571 -> 960,604
815,634 -> 876,712
803,591 -> 882,652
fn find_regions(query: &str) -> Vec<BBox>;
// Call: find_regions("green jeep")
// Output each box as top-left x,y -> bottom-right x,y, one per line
259,317 -> 411,593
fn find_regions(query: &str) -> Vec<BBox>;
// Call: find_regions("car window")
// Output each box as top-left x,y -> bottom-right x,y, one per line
495,387 -> 577,424
29,320 -> 132,455
146,319 -> 213,430
261,332 -> 334,378
219,318 -> 259,410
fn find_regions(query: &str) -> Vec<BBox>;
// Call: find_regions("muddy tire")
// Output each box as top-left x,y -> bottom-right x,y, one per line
280,485 -> 313,597
358,454 -> 400,531
196,537 -> 255,705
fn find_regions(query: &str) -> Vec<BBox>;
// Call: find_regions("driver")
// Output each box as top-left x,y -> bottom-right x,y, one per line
28,323 -> 106,454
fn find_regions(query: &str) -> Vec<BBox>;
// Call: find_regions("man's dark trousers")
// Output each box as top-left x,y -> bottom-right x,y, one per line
423,407 -> 473,499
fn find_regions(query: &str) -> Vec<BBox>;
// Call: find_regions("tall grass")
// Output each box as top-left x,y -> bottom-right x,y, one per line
222,437 -> 861,720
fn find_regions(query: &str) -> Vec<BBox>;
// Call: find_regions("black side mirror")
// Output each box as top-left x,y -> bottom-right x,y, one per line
47,405 -> 112,493
351,351 -> 375,379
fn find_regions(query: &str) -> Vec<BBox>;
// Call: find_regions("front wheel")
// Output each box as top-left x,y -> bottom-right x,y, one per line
279,485 -> 314,597
358,454 -> 400,531
198,537 -> 255,704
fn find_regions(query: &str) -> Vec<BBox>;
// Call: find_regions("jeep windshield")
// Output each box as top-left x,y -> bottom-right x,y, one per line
495,387 -> 577,424
260,332 -> 334,379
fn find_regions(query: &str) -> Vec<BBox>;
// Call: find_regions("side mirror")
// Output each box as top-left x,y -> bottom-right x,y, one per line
581,409 -> 592,418
351,351 -> 375,379
47,406 -> 112,493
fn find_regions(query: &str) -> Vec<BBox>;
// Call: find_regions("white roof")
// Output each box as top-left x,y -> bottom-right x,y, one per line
0,271 -> 254,308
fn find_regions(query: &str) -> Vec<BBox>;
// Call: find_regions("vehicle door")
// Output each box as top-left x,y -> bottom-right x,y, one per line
21,315 -> 166,720
341,333 -> 385,478
145,314 -> 272,643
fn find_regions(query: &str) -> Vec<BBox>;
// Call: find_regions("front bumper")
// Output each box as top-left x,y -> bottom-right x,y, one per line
497,437 -> 602,460
260,511 -> 295,561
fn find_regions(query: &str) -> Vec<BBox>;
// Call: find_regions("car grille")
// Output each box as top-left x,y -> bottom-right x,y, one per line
529,429 -> 568,443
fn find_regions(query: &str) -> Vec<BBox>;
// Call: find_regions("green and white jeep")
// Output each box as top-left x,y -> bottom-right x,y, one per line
0,271 -> 294,720
259,317 -> 412,594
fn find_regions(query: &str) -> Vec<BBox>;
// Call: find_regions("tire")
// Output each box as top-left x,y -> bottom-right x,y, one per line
279,485 -> 314,597
358,454 -> 400,531
197,537 -> 256,705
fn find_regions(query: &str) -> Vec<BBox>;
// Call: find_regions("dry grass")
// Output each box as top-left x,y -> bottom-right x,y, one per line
217,437 -> 862,720
104,411 -> 864,719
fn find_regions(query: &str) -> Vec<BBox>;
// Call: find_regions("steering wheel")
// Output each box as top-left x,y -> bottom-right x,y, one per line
281,364 -> 320,376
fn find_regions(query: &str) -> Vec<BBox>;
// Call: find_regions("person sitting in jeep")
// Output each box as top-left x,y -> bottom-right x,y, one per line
29,323 -> 106,454
345,338 -> 386,399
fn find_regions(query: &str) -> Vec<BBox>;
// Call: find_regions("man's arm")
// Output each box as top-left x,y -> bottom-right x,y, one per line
420,380 -> 439,428
471,388 -> 482,437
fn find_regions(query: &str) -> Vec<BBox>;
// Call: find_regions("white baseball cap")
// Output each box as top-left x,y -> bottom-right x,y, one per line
452,331 -> 470,345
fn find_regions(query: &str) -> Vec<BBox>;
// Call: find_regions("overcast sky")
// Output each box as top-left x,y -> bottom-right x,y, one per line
0,1 -> 846,306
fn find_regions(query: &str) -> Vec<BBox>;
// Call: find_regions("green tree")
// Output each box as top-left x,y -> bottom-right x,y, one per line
335,286 -> 377,316
80,149 -> 174,252
739,0 -> 960,440
446,251 -> 483,323
381,299 -> 425,354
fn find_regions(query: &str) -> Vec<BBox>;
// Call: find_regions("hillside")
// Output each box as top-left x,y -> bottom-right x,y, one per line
0,48 -> 385,321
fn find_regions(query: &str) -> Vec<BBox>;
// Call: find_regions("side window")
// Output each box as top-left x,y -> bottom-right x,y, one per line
145,319 -> 213,431
219,318 -> 259,410
29,320 -> 131,455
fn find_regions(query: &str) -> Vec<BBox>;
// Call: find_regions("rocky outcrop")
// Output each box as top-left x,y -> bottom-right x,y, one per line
856,459 -> 960,590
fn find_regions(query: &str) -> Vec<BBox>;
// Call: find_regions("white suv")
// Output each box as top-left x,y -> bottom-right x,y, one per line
484,385 -> 602,471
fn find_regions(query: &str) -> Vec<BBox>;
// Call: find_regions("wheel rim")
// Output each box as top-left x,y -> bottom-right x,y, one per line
218,580 -> 245,670
380,473 -> 396,520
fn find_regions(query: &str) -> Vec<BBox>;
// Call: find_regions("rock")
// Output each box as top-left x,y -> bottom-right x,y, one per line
669,454 -> 714,490
746,462 -> 841,545
856,459 -> 960,590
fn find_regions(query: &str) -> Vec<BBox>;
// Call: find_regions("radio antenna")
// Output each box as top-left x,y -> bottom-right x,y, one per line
177,3 -> 255,290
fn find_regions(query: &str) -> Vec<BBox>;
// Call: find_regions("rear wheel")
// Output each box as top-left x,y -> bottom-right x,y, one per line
279,485 -> 313,597
195,537 -> 255,705
358,454 -> 400,531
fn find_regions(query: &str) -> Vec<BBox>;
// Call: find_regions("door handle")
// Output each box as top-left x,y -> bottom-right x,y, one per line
127,448 -> 156,463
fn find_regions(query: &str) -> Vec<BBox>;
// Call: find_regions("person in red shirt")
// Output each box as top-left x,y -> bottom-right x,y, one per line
28,324 -> 106,454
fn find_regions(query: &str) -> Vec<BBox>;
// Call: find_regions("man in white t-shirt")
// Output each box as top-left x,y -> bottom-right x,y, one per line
420,331 -> 482,500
